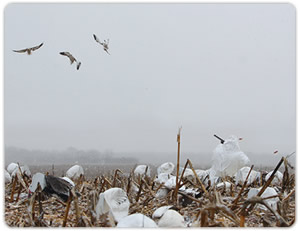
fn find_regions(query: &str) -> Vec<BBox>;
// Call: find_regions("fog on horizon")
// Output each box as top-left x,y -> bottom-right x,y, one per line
4,3 -> 296,164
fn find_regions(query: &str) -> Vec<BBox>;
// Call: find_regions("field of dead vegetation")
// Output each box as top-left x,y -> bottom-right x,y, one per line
4,158 -> 295,227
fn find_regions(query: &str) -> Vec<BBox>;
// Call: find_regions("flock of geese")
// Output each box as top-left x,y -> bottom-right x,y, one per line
12,34 -> 110,70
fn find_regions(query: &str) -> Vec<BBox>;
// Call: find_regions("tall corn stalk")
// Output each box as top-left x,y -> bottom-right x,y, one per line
174,126 -> 182,203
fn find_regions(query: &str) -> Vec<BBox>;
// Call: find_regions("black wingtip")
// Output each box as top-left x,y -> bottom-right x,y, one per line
77,62 -> 81,70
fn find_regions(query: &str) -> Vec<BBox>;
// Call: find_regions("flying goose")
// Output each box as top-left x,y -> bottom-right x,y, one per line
13,42 -> 43,55
93,34 -> 110,55
59,51 -> 81,70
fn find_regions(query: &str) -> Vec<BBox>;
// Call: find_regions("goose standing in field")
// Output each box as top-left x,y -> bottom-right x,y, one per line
28,173 -> 78,202
209,135 -> 250,182
13,42 -> 43,55
59,51 -> 81,70
93,34 -> 110,55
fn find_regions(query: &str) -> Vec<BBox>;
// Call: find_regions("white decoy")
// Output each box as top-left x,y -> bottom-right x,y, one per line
216,181 -> 232,191
164,175 -> 177,189
158,209 -> 186,227
11,165 -> 31,178
7,163 -> 18,175
195,169 -> 210,185
117,213 -> 158,228
66,165 -> 84,180
95,187 -> 130,223
235,166 -> 260,186
157,162 -> 175,175
247,186 -> 279,210
155,173 -> 171,184
155,188 -> 169,199
265,170 -> 283,185
13,42 -> 43,55
152,205 -> 173,219
29,172 -> 76,202
5,170 -> 12,183
134,165 -> 151,178
210,135 -> 250,179
179,167 -> 194,181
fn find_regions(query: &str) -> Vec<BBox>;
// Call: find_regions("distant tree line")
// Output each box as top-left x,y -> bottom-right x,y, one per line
5,146 -> 139,166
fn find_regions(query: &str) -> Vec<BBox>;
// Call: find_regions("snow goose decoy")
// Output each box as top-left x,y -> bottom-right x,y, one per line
93,34 -> 110,55
5,170 -> 12,183
158,209 -> 186,227
134,165 -> 151,178
11,165 -> 31,178
157,162 -> 175,175
235,166 -> 260,186
59,51 -> 81,70
96,187 -> 130,223
210,135 -> 250,180
117,213 -> 158,228
13,42 -> 43,55
247,186 -> 279,210
28,173 -> 77,202
66,164 -> 84,180
7,162 -> 18,175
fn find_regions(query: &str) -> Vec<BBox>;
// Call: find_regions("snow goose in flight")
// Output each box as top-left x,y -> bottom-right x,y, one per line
59,51 -> 81,70
13,42 -> 43,55
93,34 -> 110,55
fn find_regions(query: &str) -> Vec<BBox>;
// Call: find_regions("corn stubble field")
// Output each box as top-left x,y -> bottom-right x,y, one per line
4,157 -> 295,228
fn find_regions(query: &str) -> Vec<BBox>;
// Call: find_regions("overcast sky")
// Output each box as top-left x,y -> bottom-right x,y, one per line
4,3 -> 296,156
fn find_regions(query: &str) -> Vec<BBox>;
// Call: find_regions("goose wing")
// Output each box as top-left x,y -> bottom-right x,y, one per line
31,42 -> 44,51
60,51 -> 76,64
45,175 -> 72,198
93,34 -> 103,45
76,62 -> 81,70
13,48 -> 29,53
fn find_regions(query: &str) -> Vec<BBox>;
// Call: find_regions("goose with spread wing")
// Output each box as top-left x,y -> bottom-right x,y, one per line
59,51 -> 81,70
13,42 -> 43,55
93,34 -> 110,55
29,173 -> 79,202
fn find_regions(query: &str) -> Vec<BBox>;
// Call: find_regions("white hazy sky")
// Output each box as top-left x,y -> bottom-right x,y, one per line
4,3 -> 296,154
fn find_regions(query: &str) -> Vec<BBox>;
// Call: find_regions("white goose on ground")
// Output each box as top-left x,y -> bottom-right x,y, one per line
134,165 -> 151,178
66,164 -> 84,180
158,209 -> 186,227
116,213 -> 158,228
209,135 -> 250,182
5,170 -> 12,183
95,187 -> 130,223
157,162 -> 175,175
7,163 -> 18,175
